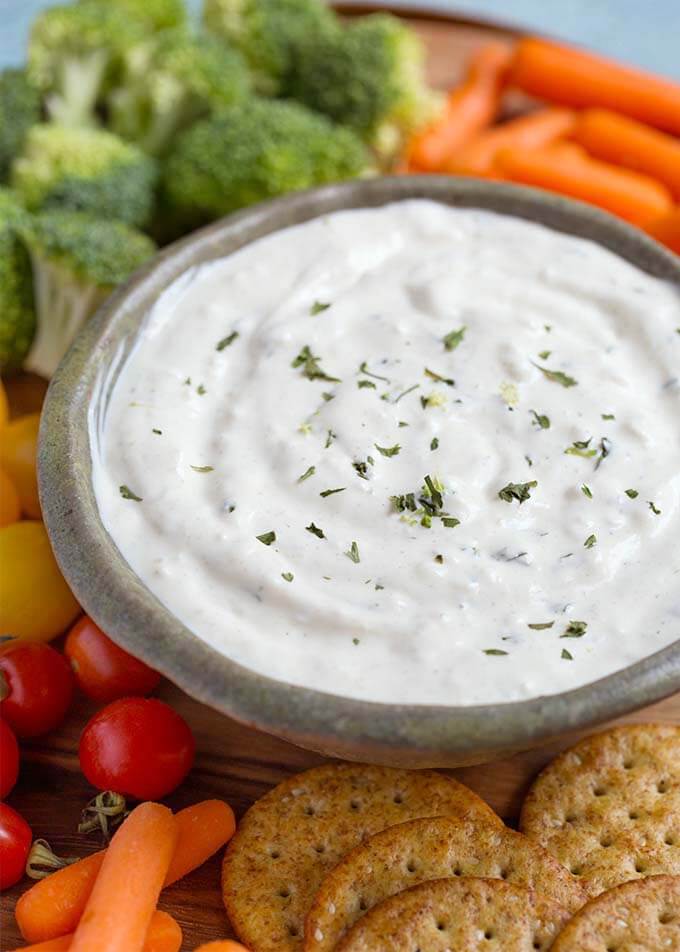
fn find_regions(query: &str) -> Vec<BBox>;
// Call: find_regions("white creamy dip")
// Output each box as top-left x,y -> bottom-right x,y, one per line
92,201 -> 680,705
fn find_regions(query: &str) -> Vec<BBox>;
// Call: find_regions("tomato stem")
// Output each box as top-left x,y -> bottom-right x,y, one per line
26,838 -> 79,879
78,790 -> 129,842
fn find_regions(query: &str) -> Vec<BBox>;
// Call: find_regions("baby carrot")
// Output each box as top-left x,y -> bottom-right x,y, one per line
445,107 -> 576,175
408,42 -> 512,171
9,911 -> 182,952
16,801 -> 236,944
573,109 -> 680,200
192,943 -> 250,952
69,802 -> 177,952
646,206 -> 680,256
509,37 -> 680,135
497,143 -> 673,227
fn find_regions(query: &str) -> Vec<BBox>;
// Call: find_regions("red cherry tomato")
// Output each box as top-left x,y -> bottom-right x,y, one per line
0,644 -> 74,738
0,719 -> 19,799
64,616 -> 161,703
0,802 -> 32,890
79,697 -> 195,800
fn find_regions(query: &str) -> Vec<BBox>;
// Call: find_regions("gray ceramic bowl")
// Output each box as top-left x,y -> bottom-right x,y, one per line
39,177 -> 680,767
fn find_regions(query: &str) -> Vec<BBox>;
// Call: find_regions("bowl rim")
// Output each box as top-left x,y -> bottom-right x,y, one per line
39,176 -> 680,765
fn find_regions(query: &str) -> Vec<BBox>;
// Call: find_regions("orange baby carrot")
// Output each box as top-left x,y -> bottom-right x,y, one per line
445,107 -> 576,175
69,802 -> 176,952
573,109 -> 680,200
510,37 -> 680,135
16,801 -> 236,944
9,911 -> 182,952
646,206 -> 680,255
496,143 -> 673,226
408,42 -> 512,171
192,943 -> 249,952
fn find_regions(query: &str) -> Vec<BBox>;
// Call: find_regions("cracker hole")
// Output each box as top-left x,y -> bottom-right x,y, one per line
657,779 -> 669,794
634,861 -> 646,873
606,946 -> 618,952
270,849 -> 281,859
593,786 -> 606,797
659,911 -> 674,925
350,799 -> 360,811
570,865 -> 583,876
533,943 -> 542,951
499,868 -> 509,880
436,921 -> 446,932
288,925 -> 299,937
629,810 -> 639,820
623,759 -> 634,770
484,930 -> 494,940
314,844 -> 325,854
406,860 -> 417,873
304,805 -> 316,816
600,837 -> 613,848
565,813 -> 577,824
452,865 -> 462,876
279,888 -> 291,899
359,898 -> 368,911
664,834 -> 675,846
393,793 -> 404,804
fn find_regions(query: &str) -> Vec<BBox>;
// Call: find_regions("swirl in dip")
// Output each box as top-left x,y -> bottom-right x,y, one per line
92,201 -> 680,705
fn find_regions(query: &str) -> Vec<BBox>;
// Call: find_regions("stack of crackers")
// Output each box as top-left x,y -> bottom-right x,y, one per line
222,724 -> 679,950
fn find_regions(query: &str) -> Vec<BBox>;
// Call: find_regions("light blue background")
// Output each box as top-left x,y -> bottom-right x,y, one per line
1,0 -> 678,80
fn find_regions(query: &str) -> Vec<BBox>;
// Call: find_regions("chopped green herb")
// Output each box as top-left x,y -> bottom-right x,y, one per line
393,383 -> 420,403
398,420 -> 409,428
292,345 -> 341,383
625,488 -> 639,499
424,368 -> 455,386
649,501 -> 661,515
561,620 -> 588,638
544,324 -> 552,332
434,554 -> 444,564
375,583 -> 384,591
320,487 -> 346,498
390,493 -> 417,512
561,649 -> 574,660
358,361 -> 390,383
530,410 -> 551,429
538,349 -> 551,360
532,361 -> 578,388
310,301 -> 330,315
119,485 -> 142,502
595,437 -> 611,469
298,421 -> 312,436
216,331 -> 239,351
352,637 -> 360,645
498,480 -> 538,504
584,534 -> 597,548
183,377 -> 191,386
345,541 -> 360,563
196,384 -> 206,395
306,522 -> 325,539
443,326 -> 466,351
441,517 -> 460,528
352,460 -> 372,480
565,438 -> 597,458
325,429 -> 336,448
321,392 -> 335,402
256,531 -> 276,546
190,465 -> 214,473
357,380 -> 376,389
424,474 -> 443,508
525,455 -> 533,467
528,621 -> 554,630
430,437 -> 439,451
601,413 -> 615,420
420,391 -> 447,409
297,466 -> 315,483
582,485 -> 593,498
374,442 -> 401,458
152,428 -> 162,435
483,649 -> 508,656
281,572 -> 294,582
499,381 -> 519,408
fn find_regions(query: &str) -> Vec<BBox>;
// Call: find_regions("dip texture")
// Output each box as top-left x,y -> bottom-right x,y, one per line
92,201 -> 680,705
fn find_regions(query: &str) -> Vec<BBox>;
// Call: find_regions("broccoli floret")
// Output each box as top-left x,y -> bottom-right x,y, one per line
0,70 -> 41,184
202,0 -> 336,95
79,0 -> 186,31
289,14 -> 443,158
0,189 -> 36,371
28,2 -> 146,127
11,124 -> 158,228
23,210 -> 156,378
162,98 -> 370,230
109,28 -> 251,155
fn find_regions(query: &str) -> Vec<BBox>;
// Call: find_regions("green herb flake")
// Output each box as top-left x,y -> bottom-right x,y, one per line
441,517 -> 460,528
297,466 -> 316,483
584,534 -> 597,548
345,541 -> 360,563
390,493 -> 417,513
196,384 -> 206,395
434,554 -> 444,564
183,377 -> 191,386
561,649 -> 574,660
393,383 -> 420,404
561,620 -> 588,638
649,501 -> 662,515
602,413 -> 616,420
532,361 -> 578,388
321,392 -> 335,402
538,350 -> 551,360
420,392 -> 447,410
565,438 -> 596,458
119,485 -> 142,502
528,621 -> 554,630
582,485 -> 593,499
292,345 -> 341,383
625,488 -> 639,499
320,487 -> 346,498
190,465 -> 214,473
530,410 -> 551,430
358,361 -> 390,383
310,301 -> 331,316
256,531 -> 276,546
398,420 -> 409,428
483,649 -> 508,656
352,637 -> 360,645
281,572 -> 294,582
325,429 -> 336,449
595,437 -> 611,469
357,380 -> 376,389
352,460 -> 371,480
443,326 -> 466,351
430,437 -> 439,451
498,480 -> 538,504
424,368 -> 455,386
306,523 -> 325,539
216,331 -> 239,351
152,428 -> 162,435
374,443 -> 401,458
375,582 -> 384,591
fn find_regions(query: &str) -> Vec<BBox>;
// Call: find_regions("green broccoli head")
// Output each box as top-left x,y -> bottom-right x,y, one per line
0,70 -> 41,184
203,0 -> 336,95
289,13 -> 443,156
28,2 -> 146,127
162,98 -> 370,230
11,124 -> 158,228
79,0 -> 187,31
0,188 -> 36,371
109,28 -> 251,155
23,210 -> 156,378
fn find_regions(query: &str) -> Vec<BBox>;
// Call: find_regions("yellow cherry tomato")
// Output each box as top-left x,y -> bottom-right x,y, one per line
0,379 -> 8,428
0,412 -> 41,518
0,467 -> 20,527
0,521 -> 81,643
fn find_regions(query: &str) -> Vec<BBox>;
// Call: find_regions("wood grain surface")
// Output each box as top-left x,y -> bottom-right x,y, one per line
1,13 -> 678,952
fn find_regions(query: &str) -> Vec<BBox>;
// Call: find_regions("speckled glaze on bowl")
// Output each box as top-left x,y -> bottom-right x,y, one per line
39,177 -> 680,767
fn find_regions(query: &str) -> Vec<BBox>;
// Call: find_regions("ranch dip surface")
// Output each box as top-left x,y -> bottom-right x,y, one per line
92,200 -> 680,705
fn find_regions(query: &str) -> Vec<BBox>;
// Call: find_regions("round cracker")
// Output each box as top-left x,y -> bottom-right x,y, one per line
550,874 -> 680,951
336,876 -> 572,952
304,815 -> 587,951
520,723 -> 680,897
222,763 -> 501,952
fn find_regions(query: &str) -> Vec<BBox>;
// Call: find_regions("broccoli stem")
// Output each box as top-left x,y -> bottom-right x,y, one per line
46,50 -> 109,127
24,252 -> 109,378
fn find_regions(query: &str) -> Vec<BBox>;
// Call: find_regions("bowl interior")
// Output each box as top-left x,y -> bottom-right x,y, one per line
39,176 -> 680,767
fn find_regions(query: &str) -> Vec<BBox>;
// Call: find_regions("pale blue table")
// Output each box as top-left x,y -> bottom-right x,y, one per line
1,0 -> 678,80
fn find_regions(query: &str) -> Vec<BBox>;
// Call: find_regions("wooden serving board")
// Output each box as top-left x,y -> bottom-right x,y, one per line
2,12 -> 679,952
